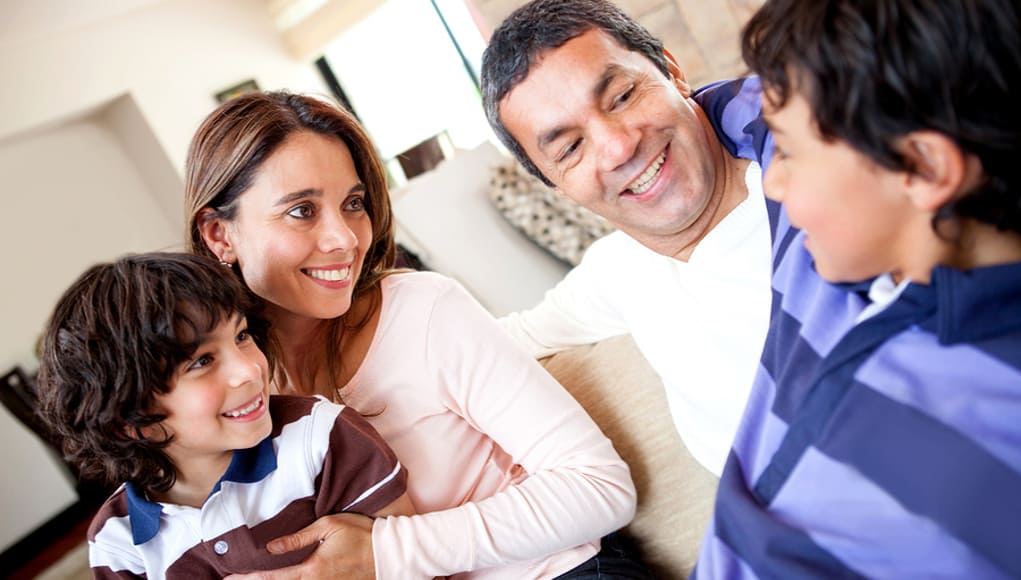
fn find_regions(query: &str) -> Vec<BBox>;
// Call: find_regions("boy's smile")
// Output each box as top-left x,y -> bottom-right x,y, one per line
155,312 -> 272,482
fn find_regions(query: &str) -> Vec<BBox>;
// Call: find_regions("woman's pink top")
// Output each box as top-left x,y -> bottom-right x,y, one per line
340,272 -> 635,579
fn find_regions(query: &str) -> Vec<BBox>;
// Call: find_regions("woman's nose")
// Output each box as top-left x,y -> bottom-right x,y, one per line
318,212 -> 358,253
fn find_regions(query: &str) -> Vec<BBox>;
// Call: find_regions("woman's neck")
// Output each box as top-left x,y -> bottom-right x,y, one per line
267,287 -> 384,398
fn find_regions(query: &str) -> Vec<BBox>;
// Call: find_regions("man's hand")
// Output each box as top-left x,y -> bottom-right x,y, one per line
225,513 -> 375,580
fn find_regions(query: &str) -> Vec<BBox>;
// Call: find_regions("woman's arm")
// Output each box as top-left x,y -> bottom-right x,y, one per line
230,277 -> 636,579
369,278 -> 636,578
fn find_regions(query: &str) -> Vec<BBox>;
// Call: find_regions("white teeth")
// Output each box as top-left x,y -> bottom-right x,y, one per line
626,151 -> 666,195
306,267 -> 350,282
224,397 -> 262,418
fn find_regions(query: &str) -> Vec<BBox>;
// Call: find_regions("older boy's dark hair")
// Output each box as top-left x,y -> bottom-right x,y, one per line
743,0 -> 1021,234
37,253 -> 270,493
481,0 -> 669,187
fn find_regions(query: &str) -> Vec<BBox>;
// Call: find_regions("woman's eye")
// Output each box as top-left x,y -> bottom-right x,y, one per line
236,329 -> 250,344
286,204 -> 314,219
344,196 -> 366,212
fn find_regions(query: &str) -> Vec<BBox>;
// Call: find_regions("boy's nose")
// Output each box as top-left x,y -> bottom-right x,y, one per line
227,351 -> 263,389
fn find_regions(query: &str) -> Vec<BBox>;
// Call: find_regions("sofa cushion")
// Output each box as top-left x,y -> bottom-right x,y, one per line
488,161 -> 615,266
540,334 -> 718,578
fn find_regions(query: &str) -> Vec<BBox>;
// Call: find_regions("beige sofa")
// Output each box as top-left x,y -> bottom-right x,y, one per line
541,335 -> 718,578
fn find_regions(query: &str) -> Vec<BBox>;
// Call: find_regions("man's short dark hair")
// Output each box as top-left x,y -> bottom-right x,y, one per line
481,0 -> 669,187
743,0 -> 1021,235
37,253 -> 270,493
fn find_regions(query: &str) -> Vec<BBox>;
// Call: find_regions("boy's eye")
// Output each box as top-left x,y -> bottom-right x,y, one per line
187,354 -> 213,371
286,204 -> 314,219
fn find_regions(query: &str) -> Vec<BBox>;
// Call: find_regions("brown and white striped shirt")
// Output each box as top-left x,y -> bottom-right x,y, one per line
88,395 -> 406,579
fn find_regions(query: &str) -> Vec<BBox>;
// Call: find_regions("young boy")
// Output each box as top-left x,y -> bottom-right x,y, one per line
37,253 -> 413,579
689,0 -> 1021,577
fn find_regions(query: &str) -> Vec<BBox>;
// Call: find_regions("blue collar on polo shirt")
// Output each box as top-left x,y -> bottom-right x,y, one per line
125,435 -> 278,545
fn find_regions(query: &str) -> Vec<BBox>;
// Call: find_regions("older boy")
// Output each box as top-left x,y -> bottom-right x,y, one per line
695,0 -> 1021,577
37,253 -> 412,579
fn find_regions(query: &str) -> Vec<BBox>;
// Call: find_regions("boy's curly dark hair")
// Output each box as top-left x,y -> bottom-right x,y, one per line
36,253 -> 271,493
742,0 -> 1021,235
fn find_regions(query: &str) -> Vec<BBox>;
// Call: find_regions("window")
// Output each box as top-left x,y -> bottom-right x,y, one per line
320,0 -> 493,184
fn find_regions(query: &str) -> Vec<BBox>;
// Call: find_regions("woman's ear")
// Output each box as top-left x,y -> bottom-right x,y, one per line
662,48 -> 691,97
197,207 -> 235,263
900,131 -> 982,213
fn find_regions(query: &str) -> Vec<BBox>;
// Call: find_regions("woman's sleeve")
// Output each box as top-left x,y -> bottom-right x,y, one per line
371,279 -> 636,578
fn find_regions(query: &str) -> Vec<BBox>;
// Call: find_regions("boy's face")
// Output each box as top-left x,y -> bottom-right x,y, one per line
762,88 -> 917,283
156,313 -> 272,470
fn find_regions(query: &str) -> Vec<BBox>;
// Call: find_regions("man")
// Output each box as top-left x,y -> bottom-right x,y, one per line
481,0 -> 771,478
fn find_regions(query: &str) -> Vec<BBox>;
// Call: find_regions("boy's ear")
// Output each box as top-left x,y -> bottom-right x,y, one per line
662,49 -> 692,97
900,131 -> 982,212
197,207 -> 236,264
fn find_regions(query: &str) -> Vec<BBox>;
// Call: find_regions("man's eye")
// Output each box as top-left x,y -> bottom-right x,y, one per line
558,140 -> 581,163
614,86 -> 635,107
287,204 -> 314,219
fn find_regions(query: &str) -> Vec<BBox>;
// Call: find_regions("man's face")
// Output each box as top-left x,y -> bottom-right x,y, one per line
499,29 -> 725,252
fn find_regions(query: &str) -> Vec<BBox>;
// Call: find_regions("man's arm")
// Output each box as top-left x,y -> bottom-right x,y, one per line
500,232 -> 632,357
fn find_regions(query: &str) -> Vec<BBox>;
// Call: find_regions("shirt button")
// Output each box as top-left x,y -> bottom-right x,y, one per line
213,540 -> 229,555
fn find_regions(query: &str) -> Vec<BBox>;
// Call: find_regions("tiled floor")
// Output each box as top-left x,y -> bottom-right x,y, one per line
35,543 -> 90,580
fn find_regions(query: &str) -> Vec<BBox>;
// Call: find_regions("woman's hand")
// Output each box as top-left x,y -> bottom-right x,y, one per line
225,513 -> 375,580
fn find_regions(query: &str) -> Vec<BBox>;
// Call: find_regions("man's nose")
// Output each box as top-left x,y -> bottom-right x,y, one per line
594,116 -> 640,174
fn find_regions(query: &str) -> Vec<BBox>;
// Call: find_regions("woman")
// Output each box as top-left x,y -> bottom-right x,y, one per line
184,91 -> 643,579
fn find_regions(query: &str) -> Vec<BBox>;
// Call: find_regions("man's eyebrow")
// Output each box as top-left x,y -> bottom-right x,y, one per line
536,64 -> 627,154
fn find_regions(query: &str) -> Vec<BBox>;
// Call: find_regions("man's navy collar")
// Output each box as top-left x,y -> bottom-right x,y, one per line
125,436 -> 277,545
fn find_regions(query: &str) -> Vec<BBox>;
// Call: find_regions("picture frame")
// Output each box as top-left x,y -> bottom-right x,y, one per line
215,78 -> 260,103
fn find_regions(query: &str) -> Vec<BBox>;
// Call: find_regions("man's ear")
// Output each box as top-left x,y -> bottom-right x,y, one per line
662,48 -> 691,97
899,131 -> 981,212
197,207 -> 235,263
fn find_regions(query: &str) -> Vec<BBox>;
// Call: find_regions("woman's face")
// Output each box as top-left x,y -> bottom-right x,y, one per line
216,131 -> 373,327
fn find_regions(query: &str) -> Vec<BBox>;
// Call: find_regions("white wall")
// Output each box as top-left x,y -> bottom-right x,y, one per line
0,0 -> 331,173
0,0 -> 333,551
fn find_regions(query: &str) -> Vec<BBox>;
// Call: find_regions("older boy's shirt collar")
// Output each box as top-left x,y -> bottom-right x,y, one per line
125,436 -> 278,545
925,262 -> 1021,344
